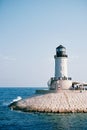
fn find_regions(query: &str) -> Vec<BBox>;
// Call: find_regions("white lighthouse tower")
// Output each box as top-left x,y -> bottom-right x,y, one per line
48,45 -> 72,91
55,45 -> 68,78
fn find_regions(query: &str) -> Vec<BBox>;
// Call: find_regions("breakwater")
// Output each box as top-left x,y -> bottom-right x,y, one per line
9,90 -> 87,113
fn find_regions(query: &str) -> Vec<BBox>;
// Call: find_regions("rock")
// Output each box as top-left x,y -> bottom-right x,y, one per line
9,90 -> 87,113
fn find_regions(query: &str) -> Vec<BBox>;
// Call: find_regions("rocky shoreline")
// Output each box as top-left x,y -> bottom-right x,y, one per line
9,90 -> 87,113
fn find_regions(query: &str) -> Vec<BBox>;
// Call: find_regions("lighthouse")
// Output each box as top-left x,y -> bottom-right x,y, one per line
55,45 -> 68,78
48,45 -> 72,91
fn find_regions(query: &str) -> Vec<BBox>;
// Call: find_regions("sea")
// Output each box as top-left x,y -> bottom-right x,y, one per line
0,87 -> 87,130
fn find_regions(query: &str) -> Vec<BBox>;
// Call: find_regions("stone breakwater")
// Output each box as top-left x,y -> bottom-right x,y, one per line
9,90 -> 87,113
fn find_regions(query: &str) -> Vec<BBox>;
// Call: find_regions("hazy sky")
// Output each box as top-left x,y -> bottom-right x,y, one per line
0,0 -> 87,87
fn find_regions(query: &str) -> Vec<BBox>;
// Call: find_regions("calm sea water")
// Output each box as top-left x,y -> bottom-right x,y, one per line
0,87 -> 87,130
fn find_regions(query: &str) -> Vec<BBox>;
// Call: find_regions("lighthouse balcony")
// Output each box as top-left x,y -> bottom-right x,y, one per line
53,77 -> 72,81
54,54 -> 68,58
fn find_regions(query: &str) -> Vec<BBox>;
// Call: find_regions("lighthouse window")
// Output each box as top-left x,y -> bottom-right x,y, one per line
58,48 -> 65,52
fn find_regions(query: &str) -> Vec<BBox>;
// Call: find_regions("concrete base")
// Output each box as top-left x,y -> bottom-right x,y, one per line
49,79 -> 72,91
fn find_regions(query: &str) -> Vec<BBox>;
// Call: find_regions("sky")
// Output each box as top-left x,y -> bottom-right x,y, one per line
0,0 -> 87,87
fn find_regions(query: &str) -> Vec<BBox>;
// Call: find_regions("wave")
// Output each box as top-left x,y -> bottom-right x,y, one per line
2,96 -> 22,107
11,96 -> 22,103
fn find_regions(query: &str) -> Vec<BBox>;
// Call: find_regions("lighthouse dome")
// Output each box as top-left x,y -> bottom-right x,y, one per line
56,45 -> 65,49
56,45 -> 66,51
56,45 -> 68,57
